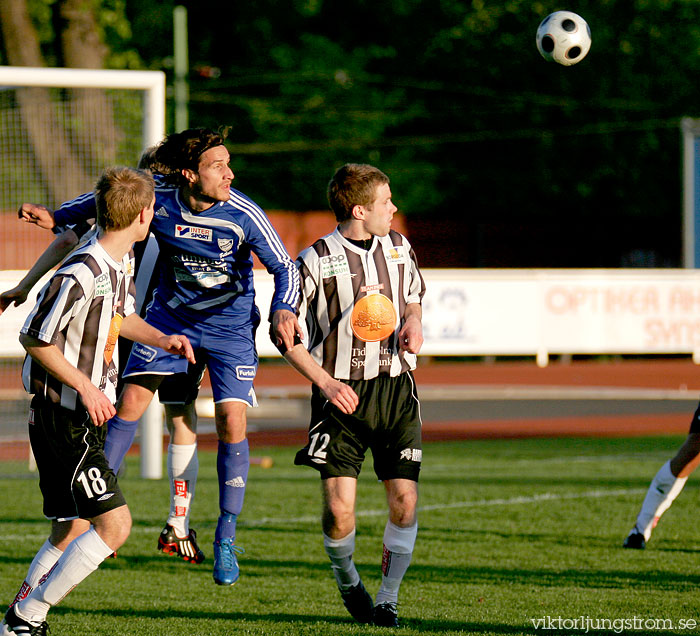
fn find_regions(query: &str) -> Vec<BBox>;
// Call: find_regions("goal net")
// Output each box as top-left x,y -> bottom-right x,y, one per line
0,66 -> 165,476
0,67 -> 164,252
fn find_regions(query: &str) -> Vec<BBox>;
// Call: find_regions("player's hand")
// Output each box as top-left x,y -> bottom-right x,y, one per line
0,287 -> 29,315
17,203 -> 56,230
79,384 -> 117,427
272,309 -> 303,352
320,379 -> 359,415
398,315 -> 424,354
158,334 -> 196,364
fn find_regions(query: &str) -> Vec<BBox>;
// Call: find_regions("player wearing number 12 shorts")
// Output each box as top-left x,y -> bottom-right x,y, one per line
275,163 -> 426,627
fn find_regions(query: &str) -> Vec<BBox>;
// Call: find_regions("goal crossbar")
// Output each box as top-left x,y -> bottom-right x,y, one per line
0,66 -> 166,148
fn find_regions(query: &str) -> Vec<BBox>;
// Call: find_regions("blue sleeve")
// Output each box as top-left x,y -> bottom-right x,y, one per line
245,209 -> 300,318
53,192 -> 97,232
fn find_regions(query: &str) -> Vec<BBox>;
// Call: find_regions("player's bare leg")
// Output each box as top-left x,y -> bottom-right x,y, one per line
321,477 -> 373,623
211,401 -> 248,585
669,433 -> 700,477
373,478 -> 418,627
48,518 -> 91,550
624,433 -> 700,549
158,402 -> 204,564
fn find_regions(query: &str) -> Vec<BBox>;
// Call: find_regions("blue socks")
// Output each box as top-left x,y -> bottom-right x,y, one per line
103,416 -> 139,471
216,439 -> 249,542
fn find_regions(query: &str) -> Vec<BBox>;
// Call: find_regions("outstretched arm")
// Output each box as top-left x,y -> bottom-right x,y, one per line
120,314 -> 196,364
271,308 -> 304,352
18,203 -> 56,230
283,344 -> 359,414
0,229 -> 80,316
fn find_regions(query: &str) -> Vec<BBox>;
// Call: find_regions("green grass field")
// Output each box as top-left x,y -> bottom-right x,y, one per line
2,436 -> 700,635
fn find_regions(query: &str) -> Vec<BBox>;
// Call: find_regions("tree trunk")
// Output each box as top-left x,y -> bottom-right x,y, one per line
58,0 -> 120,171
0,0 -> 91,205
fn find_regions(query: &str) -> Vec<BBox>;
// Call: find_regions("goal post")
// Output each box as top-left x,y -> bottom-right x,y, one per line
682,117 -> 700,268
0,66 -> 166,479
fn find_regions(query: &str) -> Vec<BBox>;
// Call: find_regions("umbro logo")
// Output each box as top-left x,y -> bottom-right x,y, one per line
97,493 -> 115,502
225,476 -> 246,488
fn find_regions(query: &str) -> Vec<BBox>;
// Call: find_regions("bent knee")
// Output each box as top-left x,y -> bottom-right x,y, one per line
322,504 -> 355,536
388,492 -> 418,526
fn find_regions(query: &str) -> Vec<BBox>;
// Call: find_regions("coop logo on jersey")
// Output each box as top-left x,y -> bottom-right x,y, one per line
384,246 -> 406,265
175,225 -> 213,242
94,273 -> 113,297
350,293 -> 397,342
236,366 -> 256,380
321,254 -> 350,278
131,343 -> 158,363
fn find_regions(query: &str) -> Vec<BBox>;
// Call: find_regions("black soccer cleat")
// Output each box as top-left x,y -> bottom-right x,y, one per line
339,580 -> 374,624
374,601 -> 399,628
157,524 -> 205,564
623,530 -> 646,550
2,605 -> 49,635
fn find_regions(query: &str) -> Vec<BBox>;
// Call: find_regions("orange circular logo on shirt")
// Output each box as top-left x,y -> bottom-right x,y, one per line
351,294 -> 397,342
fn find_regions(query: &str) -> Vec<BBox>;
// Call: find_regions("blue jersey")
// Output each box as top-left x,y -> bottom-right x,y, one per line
54,175 -> 299,327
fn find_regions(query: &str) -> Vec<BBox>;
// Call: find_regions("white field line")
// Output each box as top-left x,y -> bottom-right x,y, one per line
234,487 -> 647,527
0,488 -> 647,542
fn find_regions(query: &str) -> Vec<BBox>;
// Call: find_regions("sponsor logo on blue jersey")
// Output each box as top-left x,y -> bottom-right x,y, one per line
236,366 -> 256,380
131,343 -> 158,363
175,225 -> 213,242
218,238 -> 234,253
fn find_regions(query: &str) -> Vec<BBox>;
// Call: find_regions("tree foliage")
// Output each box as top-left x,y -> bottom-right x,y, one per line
6,0 -> 700,265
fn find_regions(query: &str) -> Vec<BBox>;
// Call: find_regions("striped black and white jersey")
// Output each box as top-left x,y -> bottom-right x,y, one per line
296,227 -> 425,381
21,235 -> 136,410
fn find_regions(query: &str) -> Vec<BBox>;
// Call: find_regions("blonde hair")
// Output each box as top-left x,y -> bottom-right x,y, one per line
95,167 -> 154,231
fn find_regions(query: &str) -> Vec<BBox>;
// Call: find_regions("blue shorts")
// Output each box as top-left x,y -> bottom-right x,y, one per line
123,303 -> 259,406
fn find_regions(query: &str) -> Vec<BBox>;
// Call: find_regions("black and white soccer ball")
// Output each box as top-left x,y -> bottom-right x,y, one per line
536,11 -> 591,66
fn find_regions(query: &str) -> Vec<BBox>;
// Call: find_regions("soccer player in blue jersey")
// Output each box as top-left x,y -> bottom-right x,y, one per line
17,128 -> 302,587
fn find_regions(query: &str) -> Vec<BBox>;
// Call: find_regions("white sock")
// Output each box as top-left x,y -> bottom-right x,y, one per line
635,460 -> 688,541
166,443 -> 198,537
10,539 -> 63,607
16,528 -> 113,623
375,521 -> 417,606
324,529 -> 360,591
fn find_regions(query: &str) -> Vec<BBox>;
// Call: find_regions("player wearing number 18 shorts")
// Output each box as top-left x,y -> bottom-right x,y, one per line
1,167 -> 195,636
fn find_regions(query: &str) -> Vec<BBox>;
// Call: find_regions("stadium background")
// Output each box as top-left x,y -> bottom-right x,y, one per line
1,2 -> 700,466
